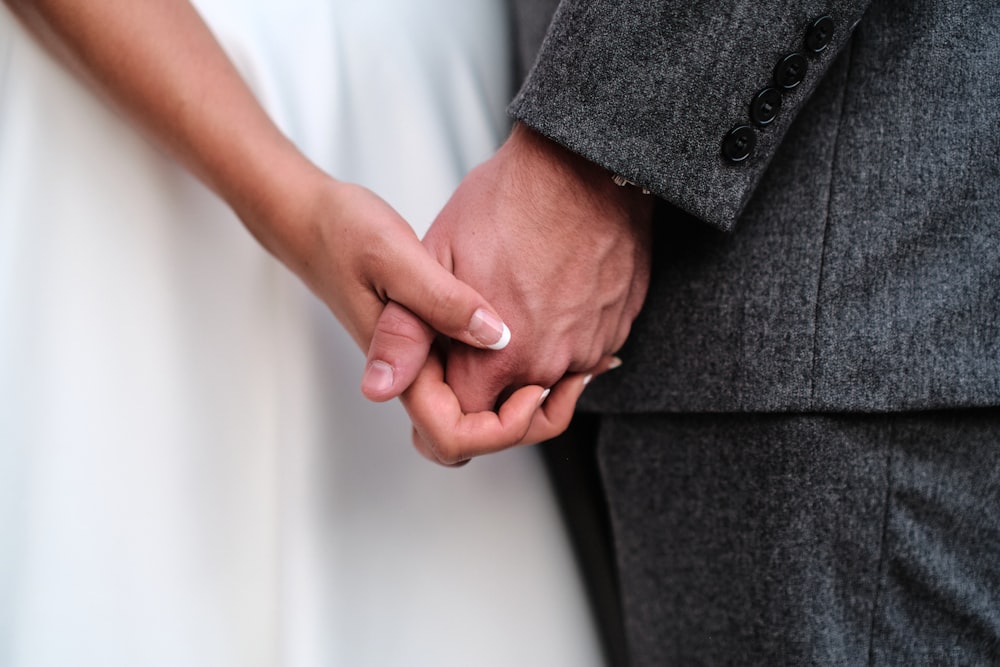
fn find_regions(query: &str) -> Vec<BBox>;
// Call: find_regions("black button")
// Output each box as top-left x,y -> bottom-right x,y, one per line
750,88 -> 782,126
722,125 -> 756,163
774,52 -> 808,90
805,15 -> 835,53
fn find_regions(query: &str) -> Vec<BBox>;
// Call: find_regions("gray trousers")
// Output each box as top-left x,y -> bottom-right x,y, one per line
582,410 -> 1000,666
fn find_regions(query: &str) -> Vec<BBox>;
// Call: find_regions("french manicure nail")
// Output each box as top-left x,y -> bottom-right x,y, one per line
583,374 -> 594,386
469,308 -> 511,350
538,388 -> 552,406
607,356 -> 623,370
362,360 -> 394,395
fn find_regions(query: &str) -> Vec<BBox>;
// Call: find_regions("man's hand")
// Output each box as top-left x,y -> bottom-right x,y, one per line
368,123 -> 654,463
273,177 -> 515,395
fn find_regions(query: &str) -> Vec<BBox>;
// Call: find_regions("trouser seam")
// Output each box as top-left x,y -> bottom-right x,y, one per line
866,435 -> 893,666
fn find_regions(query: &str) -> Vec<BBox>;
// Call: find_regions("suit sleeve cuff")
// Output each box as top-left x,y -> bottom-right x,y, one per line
508,1 -> 870,231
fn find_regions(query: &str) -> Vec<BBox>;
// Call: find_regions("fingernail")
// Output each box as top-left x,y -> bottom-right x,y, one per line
583,374 -> 594,386
538,388 -> 551,406
468,308 -> 511,350
608,356 -> 623,370
362,360 -> 394,395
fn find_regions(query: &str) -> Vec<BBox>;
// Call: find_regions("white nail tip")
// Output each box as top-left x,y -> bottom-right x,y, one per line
485,323 -> 511,351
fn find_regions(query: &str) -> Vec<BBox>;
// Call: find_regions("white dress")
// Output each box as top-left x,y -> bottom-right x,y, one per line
0,2 -> 604,665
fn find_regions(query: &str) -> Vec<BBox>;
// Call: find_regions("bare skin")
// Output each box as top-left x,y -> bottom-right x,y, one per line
367,123 -> 654,464
5,0 -> 585,447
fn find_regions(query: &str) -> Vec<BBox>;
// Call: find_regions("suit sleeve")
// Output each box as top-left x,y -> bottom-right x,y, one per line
508,0 -> 872,231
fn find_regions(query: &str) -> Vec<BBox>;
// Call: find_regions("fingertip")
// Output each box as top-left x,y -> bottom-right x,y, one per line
519,372 -> 591,445
365,301 -> 435,399
492,384 -> 548,442
585,355 -> 623,384
361,359 -> 395,402
468,307 -> 511,350
485,322 -> 511,351
537,387 -> 552,405
502,384 -> 547,413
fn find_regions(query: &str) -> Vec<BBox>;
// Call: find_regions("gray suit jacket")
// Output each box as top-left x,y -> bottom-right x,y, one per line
508,0 -> 1000,414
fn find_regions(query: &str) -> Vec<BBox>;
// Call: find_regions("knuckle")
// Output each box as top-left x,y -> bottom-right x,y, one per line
412,424 -> 462,466
450,350 -> 514,410
426,281 -> 466,330
431,435 -> 467,466
530,362 -> 567,390
376,306 -> 431,349
611,321 -> 634,355
410,429 -> 436,463
573,346 -> 605,373
530,352 -> 571,387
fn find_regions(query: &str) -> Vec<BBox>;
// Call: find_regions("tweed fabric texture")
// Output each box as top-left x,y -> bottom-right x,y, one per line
598,410 -> 1000,666
507,3 -> 1000,664
509,0 -> 871,231
511,0 -> 1000,414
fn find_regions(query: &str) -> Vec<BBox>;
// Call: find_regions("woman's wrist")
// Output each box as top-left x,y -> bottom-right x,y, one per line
218,136 -> 334,275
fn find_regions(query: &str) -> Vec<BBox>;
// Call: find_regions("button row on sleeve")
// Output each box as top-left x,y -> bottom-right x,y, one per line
722,15 -> 834,164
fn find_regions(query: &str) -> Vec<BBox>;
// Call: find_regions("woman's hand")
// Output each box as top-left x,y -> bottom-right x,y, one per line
8,0 -> 602,454
250,170 -> 512,400
5,0 -> 511,401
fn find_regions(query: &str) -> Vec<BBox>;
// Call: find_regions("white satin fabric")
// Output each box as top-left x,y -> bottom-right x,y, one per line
0,2 -> 603,665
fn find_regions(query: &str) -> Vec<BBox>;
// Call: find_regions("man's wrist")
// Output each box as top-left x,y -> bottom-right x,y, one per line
505,121 -> 654,228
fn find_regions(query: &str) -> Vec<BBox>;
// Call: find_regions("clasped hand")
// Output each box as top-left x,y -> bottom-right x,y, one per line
366,123 -> 654,465
7,0 -> 650,468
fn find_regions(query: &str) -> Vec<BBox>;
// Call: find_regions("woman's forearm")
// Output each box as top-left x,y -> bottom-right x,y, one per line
5,0 -> 595,451
4,0 -> 322,257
